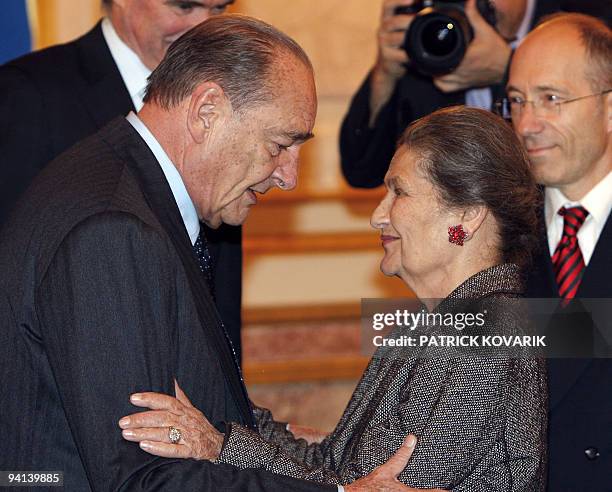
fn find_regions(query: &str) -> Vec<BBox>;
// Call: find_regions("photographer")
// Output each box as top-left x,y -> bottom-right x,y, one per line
340,0 -> 558,188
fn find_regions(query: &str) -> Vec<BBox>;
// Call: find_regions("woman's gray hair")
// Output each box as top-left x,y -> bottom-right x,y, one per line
144,14 -> 312,112
398,106 -> 540,268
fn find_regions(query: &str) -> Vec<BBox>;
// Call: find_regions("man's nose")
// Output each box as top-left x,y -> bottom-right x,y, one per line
273,152 -> 299,191
514,103 -> 545,138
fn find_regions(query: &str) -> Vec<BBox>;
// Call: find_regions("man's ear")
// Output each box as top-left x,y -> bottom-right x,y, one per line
186,82 -> 229,144
459,204 -> 489,241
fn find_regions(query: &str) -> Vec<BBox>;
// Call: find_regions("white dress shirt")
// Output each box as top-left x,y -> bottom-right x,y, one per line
101,17 -> 151,111
545,171 -> 612,265
126,112 -> 200,245
465,0 -> 536,110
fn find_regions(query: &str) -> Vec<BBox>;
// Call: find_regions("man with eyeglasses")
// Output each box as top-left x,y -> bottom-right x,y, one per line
506,13 -> 611,490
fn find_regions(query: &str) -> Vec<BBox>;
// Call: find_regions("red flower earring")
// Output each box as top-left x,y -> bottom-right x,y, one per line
448,224 -> 467,246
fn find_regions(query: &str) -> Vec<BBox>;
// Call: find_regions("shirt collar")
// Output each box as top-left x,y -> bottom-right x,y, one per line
581,171 -> 612,226
511,0 -> 536,48
101,17 -> 151,111
126,112 -> 200,245
545,170 -> 612,228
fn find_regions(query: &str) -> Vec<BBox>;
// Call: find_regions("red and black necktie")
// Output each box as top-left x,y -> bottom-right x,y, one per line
551,206 -> 589,303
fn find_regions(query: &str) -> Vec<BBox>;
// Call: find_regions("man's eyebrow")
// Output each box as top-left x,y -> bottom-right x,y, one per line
506,84 -> 569,95
167,1 -> 203,6
534,85 -> 570,95
169,0 -> 235,7
165,0 -> 202,9
281,131 -> 315,143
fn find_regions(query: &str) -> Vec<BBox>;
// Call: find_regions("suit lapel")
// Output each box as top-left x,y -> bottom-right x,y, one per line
578,214 -> 612,298
527,219 -> 558,298
74,22 -> 135,129
100,118 -> 254,428
547,358 -> 592,410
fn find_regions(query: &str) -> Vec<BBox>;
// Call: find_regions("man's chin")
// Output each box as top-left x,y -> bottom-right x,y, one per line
201,217 -> 223,230
532,161 -> 569,188
220,208 -> 251,227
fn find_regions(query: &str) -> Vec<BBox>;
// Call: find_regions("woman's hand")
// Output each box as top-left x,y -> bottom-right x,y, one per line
118,381 -> 223,461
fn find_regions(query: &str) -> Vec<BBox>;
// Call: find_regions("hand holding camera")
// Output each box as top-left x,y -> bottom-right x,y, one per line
369,0 -> 416,125
432,0 -> 512,93
374,0 -> 416,81
369,0 -> 515,123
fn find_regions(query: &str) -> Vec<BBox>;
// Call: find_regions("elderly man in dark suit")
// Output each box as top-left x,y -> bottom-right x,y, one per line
0,0 -> 244,361
0,15 -> 415,492
506,13 -> 611,490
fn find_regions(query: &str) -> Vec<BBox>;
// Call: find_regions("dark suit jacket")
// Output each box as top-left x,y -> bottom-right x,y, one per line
0,22 -> 243,360
525,210 -> 612,491
338,0 -> 563,189
0,117 -> 332,492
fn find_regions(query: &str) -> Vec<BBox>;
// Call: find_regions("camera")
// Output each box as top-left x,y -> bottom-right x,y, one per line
395,0 -> 496,76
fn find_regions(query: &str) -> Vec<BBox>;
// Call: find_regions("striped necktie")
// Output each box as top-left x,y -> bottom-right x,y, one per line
194,229 -> 239,359
192,228 -> 254,426
551,206 -> 589,303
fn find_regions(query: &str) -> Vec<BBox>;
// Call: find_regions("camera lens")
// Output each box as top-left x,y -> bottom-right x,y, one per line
402,7 -> 473,76
421,19 -> 459,57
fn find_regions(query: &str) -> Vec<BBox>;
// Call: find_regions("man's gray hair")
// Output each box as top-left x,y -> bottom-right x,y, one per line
144,14 -> 312,111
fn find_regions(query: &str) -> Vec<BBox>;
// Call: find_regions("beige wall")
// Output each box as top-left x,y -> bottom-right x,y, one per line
30,0 -> 405,310
32,0 -> 102,49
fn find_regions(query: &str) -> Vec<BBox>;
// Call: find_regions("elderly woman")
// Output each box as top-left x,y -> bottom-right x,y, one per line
118,107 -> 547,490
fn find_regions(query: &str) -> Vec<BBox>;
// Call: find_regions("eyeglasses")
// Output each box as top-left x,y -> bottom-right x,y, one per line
495,89 -> 611,120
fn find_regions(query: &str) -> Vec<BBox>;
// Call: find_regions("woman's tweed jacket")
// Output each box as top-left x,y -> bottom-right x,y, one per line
216,264 -> 548,490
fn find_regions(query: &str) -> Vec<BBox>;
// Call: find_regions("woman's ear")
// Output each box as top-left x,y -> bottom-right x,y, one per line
186,82 -> 229,144
459,204 -> 489,241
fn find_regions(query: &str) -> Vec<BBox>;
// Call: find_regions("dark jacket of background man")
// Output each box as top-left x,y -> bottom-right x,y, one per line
511,12 -> 612,490
525,214 -> 612,491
